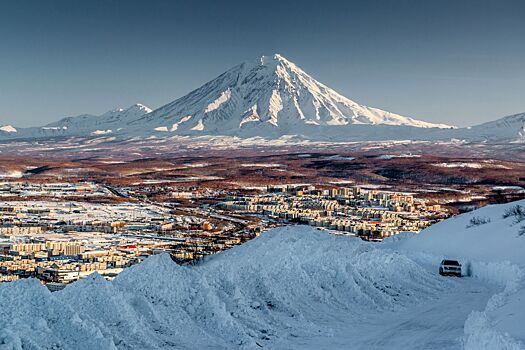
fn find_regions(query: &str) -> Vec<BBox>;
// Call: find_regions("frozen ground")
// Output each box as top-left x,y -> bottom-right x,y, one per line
0,200 -> 524,349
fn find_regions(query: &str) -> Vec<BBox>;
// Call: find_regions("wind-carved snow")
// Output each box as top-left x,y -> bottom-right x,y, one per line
205,89 -> 231,113
401,199 -> 525,350
2,201 -> 525,348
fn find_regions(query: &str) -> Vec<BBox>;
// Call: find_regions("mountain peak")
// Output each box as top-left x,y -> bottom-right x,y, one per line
239,54 -> 295,73
259,53 -> 288,66
128,103 -> 152,113
103,103 -> 152,116
134,54 -> 451,135
125,54 -> 454,138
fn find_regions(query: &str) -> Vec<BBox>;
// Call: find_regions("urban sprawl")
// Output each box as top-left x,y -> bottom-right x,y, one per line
0,181 -> 448,289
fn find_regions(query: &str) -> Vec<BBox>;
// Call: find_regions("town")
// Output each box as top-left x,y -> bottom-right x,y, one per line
0,180 -> 449,289
219,184 -> 448,238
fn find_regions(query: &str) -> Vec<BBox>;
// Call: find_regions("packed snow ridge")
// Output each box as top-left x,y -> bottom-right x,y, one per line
2,200 -> 525,349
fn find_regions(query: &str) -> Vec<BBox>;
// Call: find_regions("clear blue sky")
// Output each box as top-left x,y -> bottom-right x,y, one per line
1,0 -> 524,127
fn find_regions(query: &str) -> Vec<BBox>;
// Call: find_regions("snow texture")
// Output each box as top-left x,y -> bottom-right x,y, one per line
0,226 -> 445,349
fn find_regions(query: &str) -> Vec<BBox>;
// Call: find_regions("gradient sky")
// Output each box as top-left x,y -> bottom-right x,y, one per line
1,0 -> 524,127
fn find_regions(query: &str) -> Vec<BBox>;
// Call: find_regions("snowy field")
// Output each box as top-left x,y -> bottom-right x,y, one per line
0,200 -> 524,349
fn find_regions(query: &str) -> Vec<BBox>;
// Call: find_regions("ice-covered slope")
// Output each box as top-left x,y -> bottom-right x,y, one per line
132,54 -> 451,137
0,226 -> 445,349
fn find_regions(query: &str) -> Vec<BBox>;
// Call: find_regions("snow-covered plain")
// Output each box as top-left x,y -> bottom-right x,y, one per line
1,201 -> 525,349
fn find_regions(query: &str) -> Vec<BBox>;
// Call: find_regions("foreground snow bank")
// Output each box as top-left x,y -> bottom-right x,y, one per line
463,265 -> 525,350
401,200 -> 525,349
401,199 -> 525,266
0,226 -> 445,349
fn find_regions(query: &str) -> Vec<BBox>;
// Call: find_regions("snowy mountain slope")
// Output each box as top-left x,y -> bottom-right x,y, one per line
458,112 -> 525,143
46,103 -> 152,135
282,111 -> 525,143
0,104 -> 152,139
132,54 -> 451,137
401,200 -> 525,265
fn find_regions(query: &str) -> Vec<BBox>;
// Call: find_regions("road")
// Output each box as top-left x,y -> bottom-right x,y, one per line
289,275 -> 496,349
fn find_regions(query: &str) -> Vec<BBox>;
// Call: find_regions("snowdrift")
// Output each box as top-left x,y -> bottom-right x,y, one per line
0,226 -> 445,349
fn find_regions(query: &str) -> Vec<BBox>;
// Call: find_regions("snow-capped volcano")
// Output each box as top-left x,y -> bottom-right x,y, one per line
133,54 -> 451,136
4,54 -> 524,143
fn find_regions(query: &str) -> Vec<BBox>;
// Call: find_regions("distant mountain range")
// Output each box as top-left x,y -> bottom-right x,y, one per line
1,54 -> 523,143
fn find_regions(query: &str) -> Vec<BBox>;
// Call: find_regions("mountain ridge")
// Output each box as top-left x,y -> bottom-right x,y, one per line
0,54 -> 523,143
